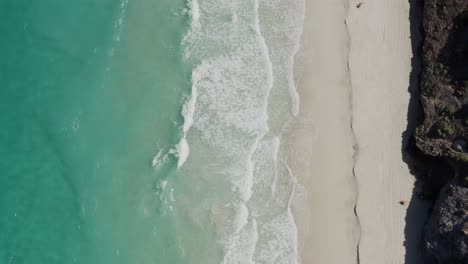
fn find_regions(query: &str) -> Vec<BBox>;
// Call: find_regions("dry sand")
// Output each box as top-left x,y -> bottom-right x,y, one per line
348,0 -> 428,263
288,0 -> 428,263
288,1 -> 358,263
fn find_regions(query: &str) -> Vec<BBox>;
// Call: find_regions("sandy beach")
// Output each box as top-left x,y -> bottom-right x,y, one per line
287,1 -> 358,263
288,0 -> 428,263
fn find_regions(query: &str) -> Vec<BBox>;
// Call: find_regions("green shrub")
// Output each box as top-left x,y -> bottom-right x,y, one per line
437,120 -> 454,138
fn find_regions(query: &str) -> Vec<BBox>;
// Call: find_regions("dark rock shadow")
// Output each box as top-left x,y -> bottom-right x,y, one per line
401,0 -> 433,263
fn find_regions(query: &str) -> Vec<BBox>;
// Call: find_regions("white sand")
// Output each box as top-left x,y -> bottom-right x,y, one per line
287,1 -> 359,263
348,1 -> 427,263
288,0 -> 428,263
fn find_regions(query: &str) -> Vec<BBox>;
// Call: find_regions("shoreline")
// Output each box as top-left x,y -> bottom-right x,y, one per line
287,1 -> 359,263
289,0 -> 428,263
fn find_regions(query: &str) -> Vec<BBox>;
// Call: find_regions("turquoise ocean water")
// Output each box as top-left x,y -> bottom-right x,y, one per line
0,0 -> 305,263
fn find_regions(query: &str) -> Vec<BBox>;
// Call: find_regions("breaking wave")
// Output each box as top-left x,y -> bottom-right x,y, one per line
176,0 -> 305,262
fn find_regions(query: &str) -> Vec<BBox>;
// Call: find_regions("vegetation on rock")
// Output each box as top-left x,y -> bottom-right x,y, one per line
413,0 -> 468,263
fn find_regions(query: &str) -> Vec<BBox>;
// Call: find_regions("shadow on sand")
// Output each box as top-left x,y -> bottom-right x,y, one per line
401,0 -> 433,264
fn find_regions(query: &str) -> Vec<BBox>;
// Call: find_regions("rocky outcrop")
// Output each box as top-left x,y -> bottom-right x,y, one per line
415,0 -> 468,162
425,181 -> 468,263
414,0 -> 468,263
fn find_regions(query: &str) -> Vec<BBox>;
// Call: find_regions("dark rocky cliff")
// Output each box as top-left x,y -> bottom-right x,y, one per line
414,0 -> 468,263
425,182 -> 468,263
416,1 -> 468,161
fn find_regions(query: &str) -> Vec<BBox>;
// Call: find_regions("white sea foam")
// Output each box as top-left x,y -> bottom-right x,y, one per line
269,138 -> 281,196
106,0 -> 128,60
182,82 -> 198,134
114,0 -> 129,43
189,0 -> 200,27
161,180 -> 168,190
176,137 -> 190,168
245,138 -> 299,264
151,147 -> 173,169
175,74 -> 199,169
222,219 -> 258,264
179,0 -> 305,262
172,0 -> 201,171
254,212 -> 298,264
151,150 -> 163,168
258,0 -> 305,117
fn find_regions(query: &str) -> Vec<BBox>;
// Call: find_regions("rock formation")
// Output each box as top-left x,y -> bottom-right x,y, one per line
414,0 -> 468,263
425,181 -> 468,263
416,1 -> 468,161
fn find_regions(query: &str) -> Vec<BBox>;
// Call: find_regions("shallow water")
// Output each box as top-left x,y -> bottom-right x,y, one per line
0,0 -> 304,263
1,1 -> 189,263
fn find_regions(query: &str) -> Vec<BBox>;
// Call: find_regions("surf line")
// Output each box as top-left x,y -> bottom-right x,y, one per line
176,78 -> 198,169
